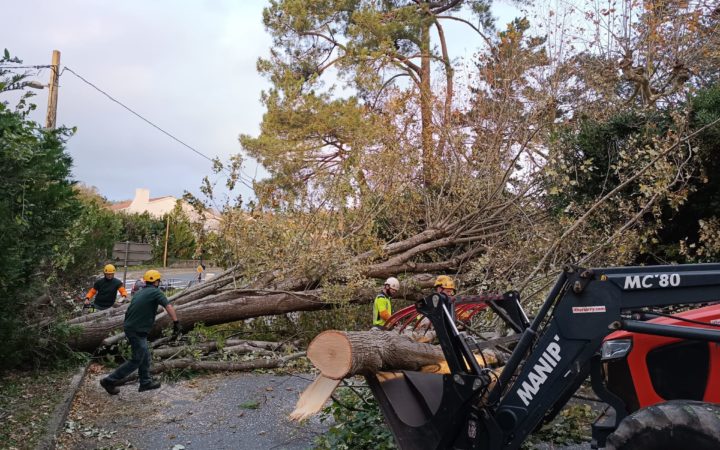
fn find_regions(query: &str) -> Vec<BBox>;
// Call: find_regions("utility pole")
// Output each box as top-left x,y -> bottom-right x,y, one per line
163,216 -> 170,268
45,50 -> 60,129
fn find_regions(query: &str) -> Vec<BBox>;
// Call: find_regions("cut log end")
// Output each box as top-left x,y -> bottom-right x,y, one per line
289,375 -> 341,422
307,330 -> 353,380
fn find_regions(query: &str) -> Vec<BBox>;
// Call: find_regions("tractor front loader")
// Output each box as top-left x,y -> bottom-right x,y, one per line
365,264 -> 720,449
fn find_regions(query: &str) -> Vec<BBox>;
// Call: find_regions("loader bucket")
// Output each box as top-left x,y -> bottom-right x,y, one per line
365,370 -> 492,450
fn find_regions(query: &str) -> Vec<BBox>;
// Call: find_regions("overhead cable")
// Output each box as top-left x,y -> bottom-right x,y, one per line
62,66 -> 254,190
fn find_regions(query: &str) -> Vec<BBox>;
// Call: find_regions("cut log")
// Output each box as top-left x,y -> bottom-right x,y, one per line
149,352 -> 304,373
117,351 -> 306,382
307,330 -> 444,379
305,329 -> 507,380
151,339 -> 297,358
289,344 -> 502,421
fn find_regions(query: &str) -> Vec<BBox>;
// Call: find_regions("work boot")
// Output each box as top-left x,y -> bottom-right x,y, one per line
138,380 -> 161,392
100,377 -> 120,395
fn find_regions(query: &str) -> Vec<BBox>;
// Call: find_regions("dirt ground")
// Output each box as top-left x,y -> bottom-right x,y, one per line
56,365 -> 329,450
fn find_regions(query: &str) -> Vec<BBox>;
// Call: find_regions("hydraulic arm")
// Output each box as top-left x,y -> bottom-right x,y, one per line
366,263 -> 720,450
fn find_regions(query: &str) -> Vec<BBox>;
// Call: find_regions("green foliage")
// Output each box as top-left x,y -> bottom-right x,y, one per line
164,203 -> 197,260
53,186 -> 123,283
115,204 -> 200,263
545,84 -> 720,265
667,83 -> 720,262
523,403 -> 596,448
314,385 -> 396,450
118,210 -> 165,244
545,110 -> 665,216
0,52 -> 84,369
252,0 -> 499,207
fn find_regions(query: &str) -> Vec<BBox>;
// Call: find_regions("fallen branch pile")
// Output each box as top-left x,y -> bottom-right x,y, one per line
114,337 -> 304,385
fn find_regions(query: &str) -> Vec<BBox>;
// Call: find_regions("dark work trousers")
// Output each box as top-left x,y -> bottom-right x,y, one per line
106,330 -> 152,386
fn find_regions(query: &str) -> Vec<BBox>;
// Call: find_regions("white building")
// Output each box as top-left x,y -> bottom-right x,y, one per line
109,188 -> 220,230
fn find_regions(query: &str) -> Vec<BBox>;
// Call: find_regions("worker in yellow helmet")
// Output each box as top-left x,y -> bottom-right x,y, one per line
100,269 -> 180,395
84,264 -> 127,311
434,275 -> 456,295
372,277 -> 400,330
434,275 -> 457,321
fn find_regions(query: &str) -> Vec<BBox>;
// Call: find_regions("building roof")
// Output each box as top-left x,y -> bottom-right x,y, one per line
109,196 -> 174,211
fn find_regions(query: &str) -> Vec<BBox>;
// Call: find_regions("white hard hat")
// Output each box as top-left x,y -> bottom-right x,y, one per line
384,277 -> 400,291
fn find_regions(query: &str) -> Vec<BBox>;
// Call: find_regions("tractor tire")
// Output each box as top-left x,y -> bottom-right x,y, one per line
605,400 -> 720,450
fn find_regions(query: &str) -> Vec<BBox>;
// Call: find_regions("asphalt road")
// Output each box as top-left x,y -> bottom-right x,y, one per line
119,268 -> 220,293
57,369 -> 330,450
56,366 -> 596,450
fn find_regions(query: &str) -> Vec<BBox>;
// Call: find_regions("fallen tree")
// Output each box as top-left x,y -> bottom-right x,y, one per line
67,270 -> 437,351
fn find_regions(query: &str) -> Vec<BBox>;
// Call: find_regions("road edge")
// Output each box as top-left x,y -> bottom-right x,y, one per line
36,363 -> 89,450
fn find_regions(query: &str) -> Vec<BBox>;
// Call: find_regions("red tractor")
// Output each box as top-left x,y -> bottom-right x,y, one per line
376,264 -> 720,449
595,303 -> 720,448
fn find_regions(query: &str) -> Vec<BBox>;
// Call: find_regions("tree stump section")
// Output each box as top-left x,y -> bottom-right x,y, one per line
307,330 -> 446,379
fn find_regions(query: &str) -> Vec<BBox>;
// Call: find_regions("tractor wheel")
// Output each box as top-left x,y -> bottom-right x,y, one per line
605,400 -> 720,450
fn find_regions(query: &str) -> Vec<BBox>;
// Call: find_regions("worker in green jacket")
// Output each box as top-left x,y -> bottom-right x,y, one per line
100,269 -> 180,395
372,277 -> 400,330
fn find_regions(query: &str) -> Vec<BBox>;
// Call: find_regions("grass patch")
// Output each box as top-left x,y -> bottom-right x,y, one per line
0,366 -> 81,449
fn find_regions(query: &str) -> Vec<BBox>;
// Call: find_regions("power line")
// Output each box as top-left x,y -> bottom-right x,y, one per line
61,66 -> 254,190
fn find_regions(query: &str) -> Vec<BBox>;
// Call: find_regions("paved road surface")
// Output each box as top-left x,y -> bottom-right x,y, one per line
58,369 -> 329,450
57,365 -> 593,450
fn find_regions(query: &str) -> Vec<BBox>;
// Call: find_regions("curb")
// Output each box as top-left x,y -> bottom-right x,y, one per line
36,363 -> 89,450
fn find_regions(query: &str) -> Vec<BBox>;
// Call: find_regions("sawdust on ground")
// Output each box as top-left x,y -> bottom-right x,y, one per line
56,364 -> 328,450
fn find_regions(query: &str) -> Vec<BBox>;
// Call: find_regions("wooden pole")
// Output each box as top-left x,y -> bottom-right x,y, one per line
123,240 -> 129,284
163,216 -> 170,268
46,50 -> 60,129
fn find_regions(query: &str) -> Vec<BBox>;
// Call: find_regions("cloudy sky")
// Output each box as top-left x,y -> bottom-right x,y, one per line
1,0 -> 519,204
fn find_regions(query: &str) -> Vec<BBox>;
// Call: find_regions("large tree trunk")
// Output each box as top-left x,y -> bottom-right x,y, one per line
308,330 -> 445,379
67,273 -> 438,351
306,330 -> 504,379
420,19 -> 435,187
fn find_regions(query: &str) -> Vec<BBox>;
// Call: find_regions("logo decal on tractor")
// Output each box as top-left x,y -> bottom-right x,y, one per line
572,306 -> 606,313
623,273 -> 681,289
517,335 -> 562,406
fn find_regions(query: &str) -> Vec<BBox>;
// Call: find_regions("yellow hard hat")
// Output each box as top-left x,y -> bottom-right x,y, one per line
103,264 -> 116,274
434,275 -> 455,290
143,269 -> 162,283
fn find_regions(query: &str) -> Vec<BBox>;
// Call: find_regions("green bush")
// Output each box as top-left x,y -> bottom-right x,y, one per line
0,60 -> 82,368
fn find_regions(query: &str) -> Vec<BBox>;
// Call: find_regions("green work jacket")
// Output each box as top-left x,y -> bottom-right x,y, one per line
124,285 -> 169,334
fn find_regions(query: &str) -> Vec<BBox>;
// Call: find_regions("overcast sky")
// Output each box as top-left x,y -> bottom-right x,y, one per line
1,0 -> 520,204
